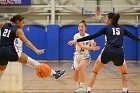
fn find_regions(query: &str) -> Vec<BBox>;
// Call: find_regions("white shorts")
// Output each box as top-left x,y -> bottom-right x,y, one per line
72,54 -> 91,70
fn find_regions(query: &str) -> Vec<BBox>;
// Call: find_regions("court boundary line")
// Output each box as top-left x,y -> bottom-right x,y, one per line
37,60 -> 140,63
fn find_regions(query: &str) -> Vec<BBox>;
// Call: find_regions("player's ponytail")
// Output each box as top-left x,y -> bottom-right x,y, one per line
81,20 -> 86,23
10,15 -> 24,23
10,17 -> 14,22
112,13 -> 120,27
107,12 -> 114,19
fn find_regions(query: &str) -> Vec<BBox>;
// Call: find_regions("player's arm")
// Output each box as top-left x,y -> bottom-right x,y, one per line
73,34 -> 95,50
0,22 -> 4,28
124,29 -> 140,41
16,29 -> 45,55
68,27 -> 106,45
89,40 -> 100,51
76,42 -> 93,50
77,28 -> 106,42
76,40 -> 100,51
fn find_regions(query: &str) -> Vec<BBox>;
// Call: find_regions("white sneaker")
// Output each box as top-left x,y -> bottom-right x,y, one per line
74,87 -> 86,92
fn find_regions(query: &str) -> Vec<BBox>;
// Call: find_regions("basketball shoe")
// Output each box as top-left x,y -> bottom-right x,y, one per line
74,84 -> 86,92
54,70 -> 66,79
122,90 -> 128,93
86,91 -> 91,93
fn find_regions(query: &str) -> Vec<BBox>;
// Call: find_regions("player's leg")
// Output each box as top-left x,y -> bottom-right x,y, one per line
0,65 -> 7,80
87,46 -> 111,93
78,60 -> 87,85
73,70 -> 80,89
115,61 -> 128,93
113,48 -> 128,93
72,55 -> 81,90
18,53 -> 39,67
73,70 -> 79,82
0,48 -> 8,80
76,57 -> 89,92
18,53 -> 66,79
86,55 -> 106,93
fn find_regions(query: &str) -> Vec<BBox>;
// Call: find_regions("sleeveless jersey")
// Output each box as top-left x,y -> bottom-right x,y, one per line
74,33 -> 91,55
0,23 -> 18,46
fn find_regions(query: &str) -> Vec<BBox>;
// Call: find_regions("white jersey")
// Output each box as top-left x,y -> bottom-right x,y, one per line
74,33 -> 92,55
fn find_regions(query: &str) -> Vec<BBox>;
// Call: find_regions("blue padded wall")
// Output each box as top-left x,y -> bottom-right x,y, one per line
123,25 -> 137,60
46,25 -> 59,60
137,25 -> 140,60
22,25 -> 139,60
59,25 -> 77,60
23,25 -> 47,60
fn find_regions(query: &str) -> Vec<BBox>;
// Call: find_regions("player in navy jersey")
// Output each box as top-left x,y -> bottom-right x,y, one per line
68,13 -> 140,93
0,15 -> 65,80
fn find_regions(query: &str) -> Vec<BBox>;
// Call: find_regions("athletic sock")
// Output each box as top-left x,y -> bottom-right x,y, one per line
123,88 -> 128,92
80,82 -> 85,88
26,57 -> 40,68
50,69 -> 56,76
87,87 -> 91,92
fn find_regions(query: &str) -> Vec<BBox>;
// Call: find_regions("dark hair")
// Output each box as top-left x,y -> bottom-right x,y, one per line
112,13 -> 120,27
107,12 -> 114,19
78,20 -> 86,27
107,12 -> 120,27
10,15 -> 24,23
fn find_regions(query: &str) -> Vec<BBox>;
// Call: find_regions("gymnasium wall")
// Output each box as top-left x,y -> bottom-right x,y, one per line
22,25 -> 140,60
22,25 -> 47,60
138,25 -> 140,60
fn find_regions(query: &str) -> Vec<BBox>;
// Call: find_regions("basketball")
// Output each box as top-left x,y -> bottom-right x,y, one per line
36,64 -> 51,78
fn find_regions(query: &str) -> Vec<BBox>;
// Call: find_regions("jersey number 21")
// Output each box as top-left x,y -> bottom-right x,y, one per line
112,28 -> 120,35
2,29 -> 11,37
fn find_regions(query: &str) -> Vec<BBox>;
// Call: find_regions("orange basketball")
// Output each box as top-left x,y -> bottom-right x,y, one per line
36,64 -> 51,78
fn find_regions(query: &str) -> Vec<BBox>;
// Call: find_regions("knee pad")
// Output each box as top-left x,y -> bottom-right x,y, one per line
122,73 -> 128,80
122,73 -> 127,75
92,71 -> 98,75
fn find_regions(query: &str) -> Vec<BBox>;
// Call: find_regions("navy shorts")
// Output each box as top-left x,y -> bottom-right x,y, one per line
101,46 -> 124,66
0,45 -> 18,65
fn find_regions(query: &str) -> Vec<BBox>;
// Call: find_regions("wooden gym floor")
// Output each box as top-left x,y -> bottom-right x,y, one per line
0,61 -> 140,93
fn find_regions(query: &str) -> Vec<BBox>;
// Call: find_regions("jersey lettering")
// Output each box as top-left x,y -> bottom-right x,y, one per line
2,29 -> 11,37
80,42 -> 89,52
112,28 -> 120,35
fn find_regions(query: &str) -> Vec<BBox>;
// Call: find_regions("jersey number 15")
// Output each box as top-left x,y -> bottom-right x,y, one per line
112,28 -> 120,35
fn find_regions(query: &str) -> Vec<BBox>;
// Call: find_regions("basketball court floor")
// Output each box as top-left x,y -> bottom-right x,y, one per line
0,61 -> 140,93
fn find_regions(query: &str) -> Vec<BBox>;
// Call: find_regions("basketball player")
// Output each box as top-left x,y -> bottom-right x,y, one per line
72,20 -> 100,92
68,13 -> 140,93
0,15 -> 65,80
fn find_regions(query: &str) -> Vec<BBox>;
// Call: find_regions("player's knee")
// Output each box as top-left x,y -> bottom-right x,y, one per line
92,71 -> 98,75
18,53 -> 28,64
122,73 -> 128,80
0,65 -> 7,71
78,65 -> 83,70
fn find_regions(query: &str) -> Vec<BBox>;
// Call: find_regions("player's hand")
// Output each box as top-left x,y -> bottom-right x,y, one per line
91,41 -> 96,46
68,40 -> 77,45
35,49 -> 45,55
92,46 -> 100,51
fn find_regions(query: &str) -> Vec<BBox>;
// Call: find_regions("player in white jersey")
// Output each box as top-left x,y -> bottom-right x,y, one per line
72,20 -> 100,92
